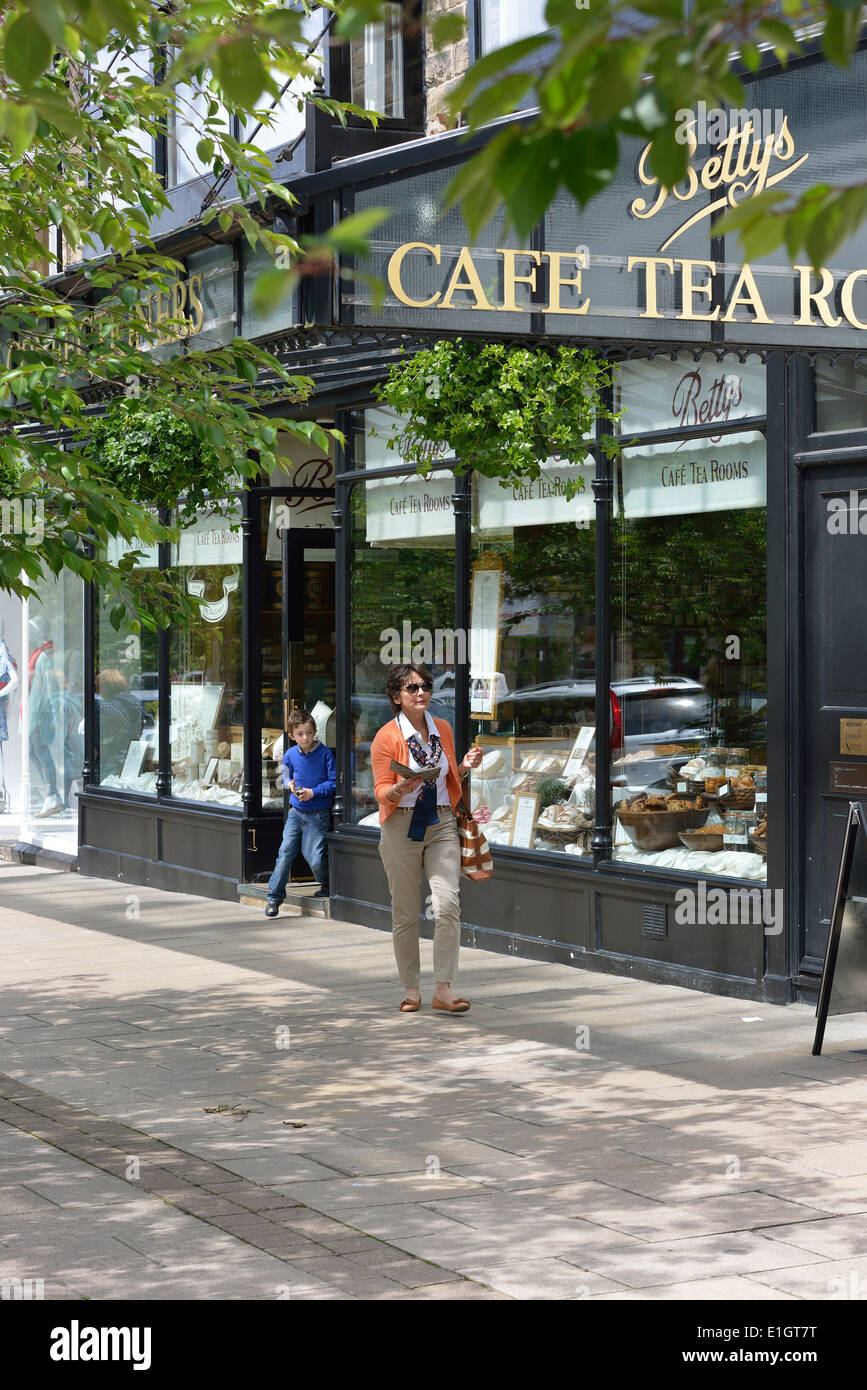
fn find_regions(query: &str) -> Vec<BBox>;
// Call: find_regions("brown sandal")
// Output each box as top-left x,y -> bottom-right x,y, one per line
399,995 -> 422,1012
432,997 -> 470,1013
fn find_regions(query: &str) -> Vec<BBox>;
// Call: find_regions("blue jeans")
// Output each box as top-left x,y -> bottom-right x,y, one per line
268,807 -> 330,903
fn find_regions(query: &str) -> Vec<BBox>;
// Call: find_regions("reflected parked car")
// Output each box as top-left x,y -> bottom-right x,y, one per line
491,676 -> 714,790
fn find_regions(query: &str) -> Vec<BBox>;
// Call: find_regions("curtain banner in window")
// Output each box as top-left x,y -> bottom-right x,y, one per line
616,432 -> 766,519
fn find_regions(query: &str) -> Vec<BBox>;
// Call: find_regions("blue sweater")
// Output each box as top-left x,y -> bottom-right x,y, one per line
281,742 -> 336,811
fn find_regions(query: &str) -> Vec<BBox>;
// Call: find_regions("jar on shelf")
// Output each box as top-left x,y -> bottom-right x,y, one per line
754,769 -> 768,809
723,809 -> 750,849
703,748 -> 726,794
724,748 -> 748,779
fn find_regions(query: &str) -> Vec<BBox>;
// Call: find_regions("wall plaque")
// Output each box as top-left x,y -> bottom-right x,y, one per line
841,719 -> 867,755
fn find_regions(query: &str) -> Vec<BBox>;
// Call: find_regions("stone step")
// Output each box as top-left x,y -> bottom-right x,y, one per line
237,881 -> 330,918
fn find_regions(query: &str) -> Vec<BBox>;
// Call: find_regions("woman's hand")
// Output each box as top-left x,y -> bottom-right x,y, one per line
392,776 -> 424,797
460,745 -> 484,775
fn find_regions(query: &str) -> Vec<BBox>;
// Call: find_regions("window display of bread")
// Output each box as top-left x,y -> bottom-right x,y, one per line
478,750 -> 506,777
626,791 -> 707,812
490,804 -> 514,823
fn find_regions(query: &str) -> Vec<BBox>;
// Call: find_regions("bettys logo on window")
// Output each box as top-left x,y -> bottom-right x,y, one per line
671,368 -> 742,431
630,113 -> 808,252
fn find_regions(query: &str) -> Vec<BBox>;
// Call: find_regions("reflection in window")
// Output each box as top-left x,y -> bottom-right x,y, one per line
469,462 -> 596,856
350,4 -> 405,118
815,356 -> 867,432
169,508 -> 244,804
28,573 -> 85,821
611,433 -> 768,881
348,448 -> 455,825
480,0 -> 549,53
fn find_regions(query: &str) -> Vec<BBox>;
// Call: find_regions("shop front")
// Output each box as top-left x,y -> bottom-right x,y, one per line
75,42 -> 867,1002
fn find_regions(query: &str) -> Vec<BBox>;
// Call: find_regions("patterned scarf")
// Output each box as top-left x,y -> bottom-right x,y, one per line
402,718 -> 443,842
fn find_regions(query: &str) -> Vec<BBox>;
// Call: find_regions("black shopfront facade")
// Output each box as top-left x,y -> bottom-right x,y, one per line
78,46 -> 867,1005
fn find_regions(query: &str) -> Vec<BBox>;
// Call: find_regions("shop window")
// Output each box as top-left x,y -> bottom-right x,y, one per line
169,507 -> 244,804
479,0 -> 550,54
95,535 -> 159,795
348,409 -> 455,824
330,2 -> 422,128
611,429 -> 768,882
27,573 -> 85,823
815,357 -> 867,433
468,456 -> 597,857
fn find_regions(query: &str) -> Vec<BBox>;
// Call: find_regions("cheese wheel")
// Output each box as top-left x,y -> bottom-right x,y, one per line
479,750 -> 505,777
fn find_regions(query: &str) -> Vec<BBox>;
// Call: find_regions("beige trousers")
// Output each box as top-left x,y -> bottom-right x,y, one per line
378,808 -> 462,988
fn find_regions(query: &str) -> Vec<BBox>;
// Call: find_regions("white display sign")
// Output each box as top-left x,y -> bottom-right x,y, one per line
563,726 -> 595,779
617,431 -> 766,519
175,513 -> 243,566
470,567 -> 503,715
478,455 -> 594,532
364,472 -> 456,544
616,356 -> 766,435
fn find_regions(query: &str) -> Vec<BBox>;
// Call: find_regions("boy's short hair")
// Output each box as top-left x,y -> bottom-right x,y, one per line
288,708 -> 316,734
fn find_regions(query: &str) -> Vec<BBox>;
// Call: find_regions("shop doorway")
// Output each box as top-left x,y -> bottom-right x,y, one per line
803,464 -> 867,963
281,529 -> 336,734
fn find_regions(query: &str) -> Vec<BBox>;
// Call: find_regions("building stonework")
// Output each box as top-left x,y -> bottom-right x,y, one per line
424,0 -> 470,134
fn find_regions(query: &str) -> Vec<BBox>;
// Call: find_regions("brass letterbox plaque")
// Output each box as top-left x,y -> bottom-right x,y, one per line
841,719 -> 867,755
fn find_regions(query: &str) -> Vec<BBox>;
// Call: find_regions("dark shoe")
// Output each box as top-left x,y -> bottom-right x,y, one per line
313,887 -> 330,899
264,901 -> 280,918
432,997 -> 470,1014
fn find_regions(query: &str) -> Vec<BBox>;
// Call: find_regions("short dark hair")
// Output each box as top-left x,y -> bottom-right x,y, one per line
288,708 -> 315,734
385,662 -> 432,711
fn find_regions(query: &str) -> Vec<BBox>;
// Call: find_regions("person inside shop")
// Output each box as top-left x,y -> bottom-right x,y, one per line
371,662 -> 483,1014
94,668 -> 144,780
0,618 -> 19,814
265,708 -> 336,916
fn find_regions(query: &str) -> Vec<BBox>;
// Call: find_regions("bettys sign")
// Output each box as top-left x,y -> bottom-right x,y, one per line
377,107 -> 867,338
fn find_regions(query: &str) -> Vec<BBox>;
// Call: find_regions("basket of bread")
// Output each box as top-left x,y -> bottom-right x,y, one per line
615,790 -> 711,852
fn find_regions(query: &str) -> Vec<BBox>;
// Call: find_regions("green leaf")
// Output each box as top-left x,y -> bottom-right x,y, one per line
4,12 -> 54,87
431,13 -> 466,49
4,103 -> 37,159
215,39 -> 268,109
823,7 -> 861,67
119,285 -> 138,308
29,0 -> 66,45
451,33 -> 552,105
251,266 -> 294,315
324,206 -> 390,254
646,121 -> 690,191
196,137 -> 214,165
465,71 -> 536,128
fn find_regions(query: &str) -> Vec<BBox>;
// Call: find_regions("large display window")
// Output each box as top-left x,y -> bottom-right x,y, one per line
468,459 -> 597,856
95,537 -> 159,794
610,357 -> 768,881
169,507 -> 244,805
348,408 -> 455,823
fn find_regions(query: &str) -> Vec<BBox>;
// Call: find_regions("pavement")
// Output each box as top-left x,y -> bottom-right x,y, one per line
2,862 -> 867,1302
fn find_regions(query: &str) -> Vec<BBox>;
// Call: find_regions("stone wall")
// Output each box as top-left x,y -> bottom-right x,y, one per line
423,0 -> 470,135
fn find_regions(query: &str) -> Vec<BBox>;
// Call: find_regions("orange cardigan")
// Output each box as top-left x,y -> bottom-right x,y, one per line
371,716 -> 463,824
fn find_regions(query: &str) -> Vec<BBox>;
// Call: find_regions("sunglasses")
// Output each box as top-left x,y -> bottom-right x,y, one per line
403,681 -> 433,695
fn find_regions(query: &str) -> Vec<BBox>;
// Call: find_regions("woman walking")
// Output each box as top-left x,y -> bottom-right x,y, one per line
371,662 -> 483,1013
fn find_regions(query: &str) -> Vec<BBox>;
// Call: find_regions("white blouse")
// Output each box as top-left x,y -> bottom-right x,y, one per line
395,711 -> 450,807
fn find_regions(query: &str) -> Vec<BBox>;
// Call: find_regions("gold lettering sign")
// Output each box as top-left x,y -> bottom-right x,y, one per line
630,116 -> 809,252
381,112 -> 867,333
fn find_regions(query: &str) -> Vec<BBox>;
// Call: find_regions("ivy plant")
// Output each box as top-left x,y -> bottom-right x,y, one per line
375,339 -> 619,491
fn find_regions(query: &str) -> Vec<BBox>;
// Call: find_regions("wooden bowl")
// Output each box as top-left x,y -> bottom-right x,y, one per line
678,827 -> 725,853
751,834 -> 767,858
615,806 -> 711,852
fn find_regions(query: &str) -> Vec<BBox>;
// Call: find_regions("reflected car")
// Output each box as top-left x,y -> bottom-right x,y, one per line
491,676 -> 714,789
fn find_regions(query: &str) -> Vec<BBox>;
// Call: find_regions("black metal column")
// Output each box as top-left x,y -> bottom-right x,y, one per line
155,510 -> 171,798
332,417 -> 350,823
82,563 -> 96,787
241,484 -> 261,820
452,469 -> 471,761
591,384 -> 614,865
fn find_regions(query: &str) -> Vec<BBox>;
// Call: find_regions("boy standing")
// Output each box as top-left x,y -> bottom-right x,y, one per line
265,709 -> 336,916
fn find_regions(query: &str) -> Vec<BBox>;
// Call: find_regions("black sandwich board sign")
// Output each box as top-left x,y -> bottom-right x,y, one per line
814,801 -> 867,1055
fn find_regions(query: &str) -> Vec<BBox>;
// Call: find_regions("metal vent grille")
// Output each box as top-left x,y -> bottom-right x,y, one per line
642,904 -> 666,940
